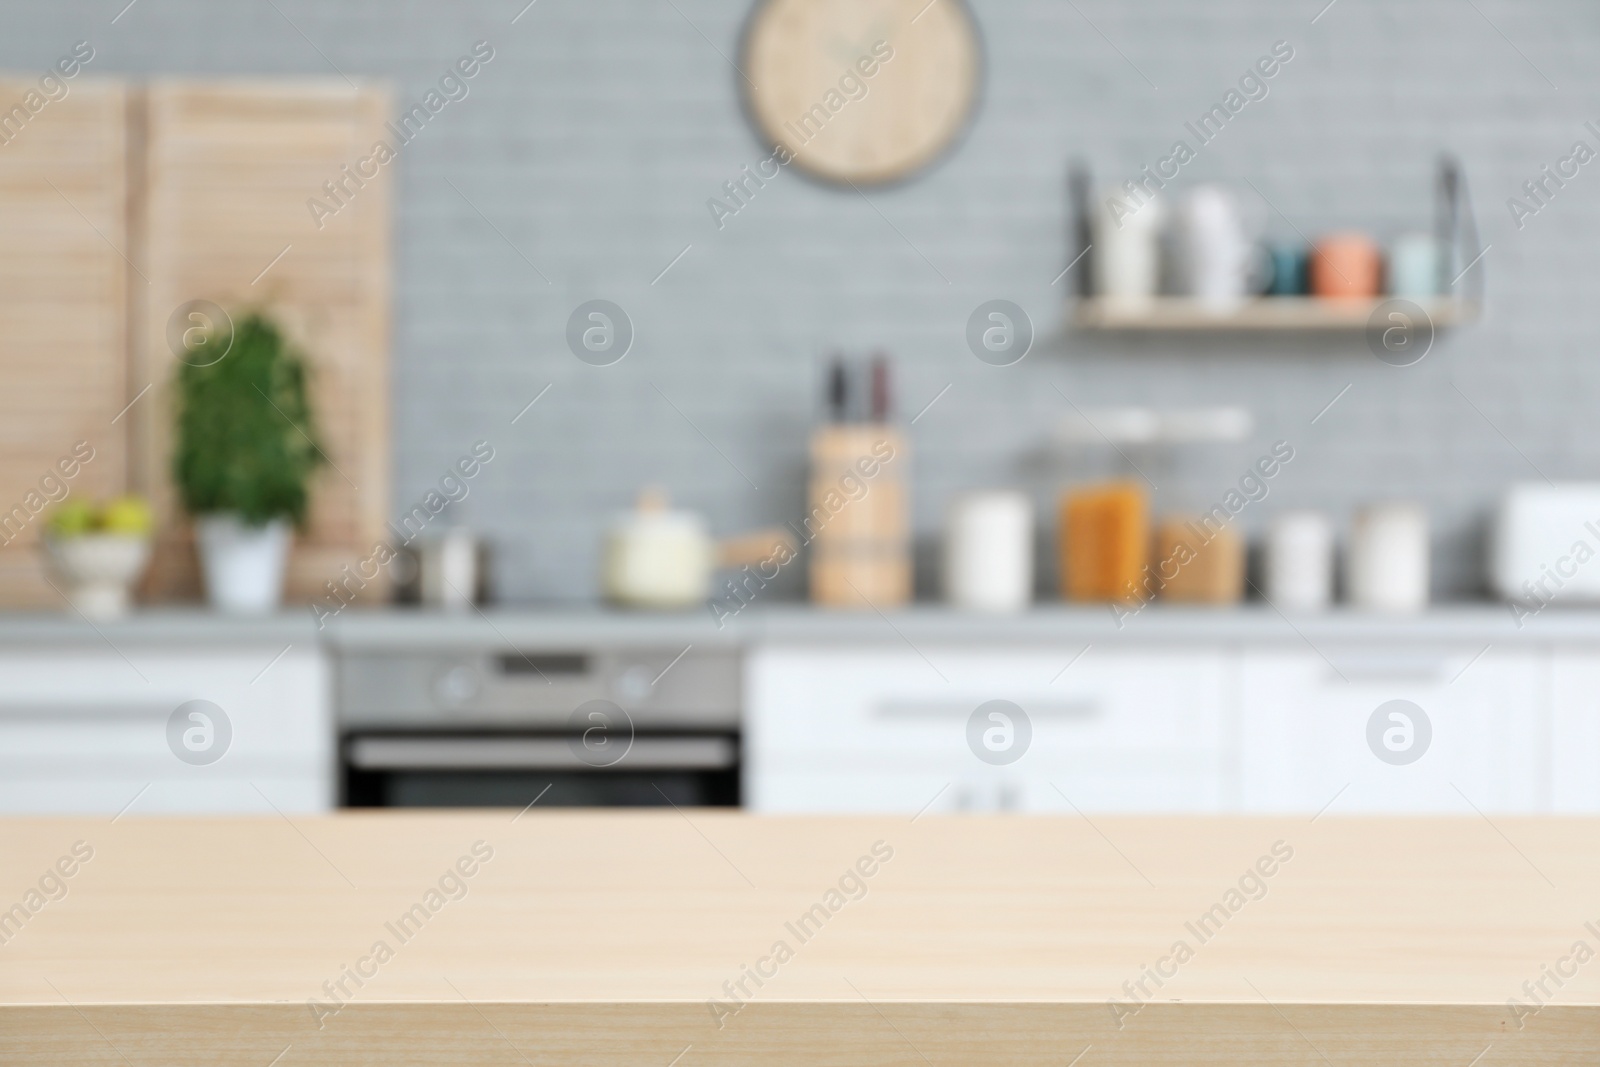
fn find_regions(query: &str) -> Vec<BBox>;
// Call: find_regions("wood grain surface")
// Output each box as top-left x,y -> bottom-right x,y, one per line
133,80 -> 392,605
0,79 -> 130,607
1,813 -> 1596,1065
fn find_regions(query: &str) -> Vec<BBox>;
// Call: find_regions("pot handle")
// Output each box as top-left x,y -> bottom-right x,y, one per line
716,528 -> 796,568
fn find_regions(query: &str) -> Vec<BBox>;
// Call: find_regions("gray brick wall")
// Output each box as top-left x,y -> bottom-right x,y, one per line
7,0 -> 1597,601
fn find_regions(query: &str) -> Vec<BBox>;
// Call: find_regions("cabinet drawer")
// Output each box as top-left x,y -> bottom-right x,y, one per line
1238,647 -> 1544,813
0,649 -> 331,813
748,646 -> 1227,759
1550,652 -> 1600,812
0,650 -> 327,754
746,645 -> 1229,812
0,774 -> 330,815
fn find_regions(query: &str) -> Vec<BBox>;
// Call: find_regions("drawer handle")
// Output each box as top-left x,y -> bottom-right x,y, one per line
1323,659 -> 1451,684
875,701 -> 1099,719
0,703 -> 172,720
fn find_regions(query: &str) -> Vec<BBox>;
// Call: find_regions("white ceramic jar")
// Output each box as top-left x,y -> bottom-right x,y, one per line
1264,511 -> 1335,612
1348,503 -> 1430,613
943,491 -> 1033,613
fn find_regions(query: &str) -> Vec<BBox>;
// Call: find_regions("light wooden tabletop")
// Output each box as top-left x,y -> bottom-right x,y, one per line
2,812 -> 1596,1066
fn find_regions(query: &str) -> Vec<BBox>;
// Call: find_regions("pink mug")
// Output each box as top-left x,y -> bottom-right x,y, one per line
1310,233 -> 1381,298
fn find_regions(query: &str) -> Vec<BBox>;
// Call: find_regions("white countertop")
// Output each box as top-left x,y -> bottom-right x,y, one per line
0,601 -> 1587,648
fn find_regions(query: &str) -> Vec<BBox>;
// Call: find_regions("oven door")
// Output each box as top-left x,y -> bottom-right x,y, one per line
342,732 -> 740,807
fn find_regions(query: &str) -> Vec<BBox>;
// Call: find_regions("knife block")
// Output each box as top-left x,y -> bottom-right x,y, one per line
806,424 -> 910,608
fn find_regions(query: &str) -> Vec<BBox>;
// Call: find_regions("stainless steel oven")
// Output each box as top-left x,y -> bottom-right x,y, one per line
336,641 -> 740,808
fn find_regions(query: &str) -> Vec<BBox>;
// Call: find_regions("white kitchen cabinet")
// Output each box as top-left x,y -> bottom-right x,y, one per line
747,633 -> 1593,816
1550,650 -> 1600,811
0,646 -> 331,814
1236,647 -> 1546,813
746,645 -> 1230,813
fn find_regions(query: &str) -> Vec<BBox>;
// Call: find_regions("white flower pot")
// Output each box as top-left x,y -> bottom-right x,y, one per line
196,514 -> 291,614
44,534 -> 151,620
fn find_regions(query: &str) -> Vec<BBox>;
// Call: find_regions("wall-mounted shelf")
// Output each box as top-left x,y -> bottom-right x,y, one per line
1073,296 -> 1480,332
1064,155 -> 1484,335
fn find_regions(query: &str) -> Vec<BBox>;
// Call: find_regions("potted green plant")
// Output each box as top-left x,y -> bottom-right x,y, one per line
173,312 -> 323,614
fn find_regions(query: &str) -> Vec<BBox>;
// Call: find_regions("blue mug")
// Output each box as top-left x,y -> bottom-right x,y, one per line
1265,244 -> 1309,296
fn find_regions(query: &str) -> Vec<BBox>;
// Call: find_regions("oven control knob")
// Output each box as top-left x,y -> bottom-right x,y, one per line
433,665 -> 481,709
613,665 -> 653,705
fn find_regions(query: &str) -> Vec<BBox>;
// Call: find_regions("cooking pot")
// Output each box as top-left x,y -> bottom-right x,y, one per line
602,489 -> 793,608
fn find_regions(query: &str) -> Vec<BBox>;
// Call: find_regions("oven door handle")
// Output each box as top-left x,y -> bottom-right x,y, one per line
346,735 -> 737,771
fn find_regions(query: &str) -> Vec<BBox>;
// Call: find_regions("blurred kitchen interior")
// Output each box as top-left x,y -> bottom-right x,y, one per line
0,0 -> 1597,817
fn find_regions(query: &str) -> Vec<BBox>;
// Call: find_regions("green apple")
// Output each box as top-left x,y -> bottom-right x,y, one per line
101,495 -> 154,536
49,499 -> 96,538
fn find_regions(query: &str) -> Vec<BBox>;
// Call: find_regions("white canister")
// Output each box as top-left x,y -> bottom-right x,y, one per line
1348,503 -> 1430,613
420,527 -> 479,613
1093,189 -> 1165,303
943,491 -> 1033,613
1265,511 -> 1335,612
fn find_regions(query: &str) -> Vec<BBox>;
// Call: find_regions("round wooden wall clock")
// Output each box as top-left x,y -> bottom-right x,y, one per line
740,0 -> 982,186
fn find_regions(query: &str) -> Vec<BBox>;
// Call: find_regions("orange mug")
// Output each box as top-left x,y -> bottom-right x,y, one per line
1310,232 -> 1381,298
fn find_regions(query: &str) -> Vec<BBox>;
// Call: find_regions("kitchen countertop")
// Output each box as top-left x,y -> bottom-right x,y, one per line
1,813 -> 1594,1065
2,601 -> 1597,649
0,608 -> 319,646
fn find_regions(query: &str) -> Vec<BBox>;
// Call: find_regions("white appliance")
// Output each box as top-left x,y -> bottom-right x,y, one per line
1492,483 -> 1600,604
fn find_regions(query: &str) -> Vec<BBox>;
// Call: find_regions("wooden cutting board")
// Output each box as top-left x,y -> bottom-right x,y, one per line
0,80 -> 130,607
133,80 -> 393,606
0,78 -> 393,611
